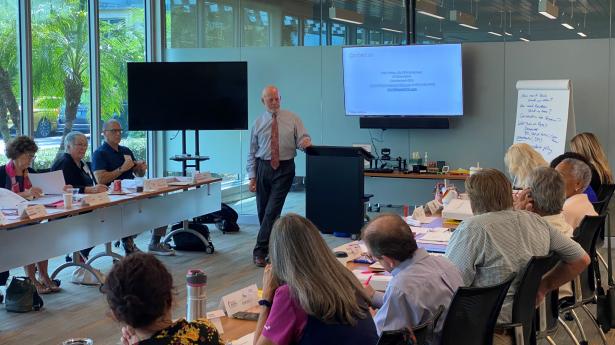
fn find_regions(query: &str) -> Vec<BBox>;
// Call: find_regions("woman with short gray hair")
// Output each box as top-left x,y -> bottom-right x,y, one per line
51,131 -> 108,284
554,158 -> 597,229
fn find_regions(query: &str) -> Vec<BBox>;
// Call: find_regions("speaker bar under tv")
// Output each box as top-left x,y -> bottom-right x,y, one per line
127,62 -> 248,131
360,117 -> 449,129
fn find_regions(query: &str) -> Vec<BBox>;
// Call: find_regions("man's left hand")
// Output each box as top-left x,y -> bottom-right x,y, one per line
299,137 -> 312,150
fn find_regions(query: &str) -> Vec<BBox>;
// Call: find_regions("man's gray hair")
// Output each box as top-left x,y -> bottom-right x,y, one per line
561,158 -> 592,190
64,131 -> 87,148
528,167 -> 565,216
103,118 -> 121,131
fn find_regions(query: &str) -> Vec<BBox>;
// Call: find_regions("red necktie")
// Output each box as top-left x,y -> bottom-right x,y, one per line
271,112 -> 280,170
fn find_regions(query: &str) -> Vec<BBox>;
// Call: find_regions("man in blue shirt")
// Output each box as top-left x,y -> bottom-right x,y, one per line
363,214 -> 463,344
246,86 -> 311,267
92,119 -> 173,256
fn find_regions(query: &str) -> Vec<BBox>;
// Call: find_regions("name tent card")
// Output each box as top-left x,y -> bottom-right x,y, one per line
82,193 -> 111,206
20,204 -> 47,219
221,284 -> 258,317
143,178 -> 169,191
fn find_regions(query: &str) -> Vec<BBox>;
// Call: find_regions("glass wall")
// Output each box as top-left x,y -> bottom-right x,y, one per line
99,0 -> 147,161
0,0 -> 20,166
31,0 -> 91,170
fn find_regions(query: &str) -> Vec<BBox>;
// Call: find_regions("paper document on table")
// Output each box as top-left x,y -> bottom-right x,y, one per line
231,332 -> 254,345
221,284 -> 258,317
28,171 -> 66,195
410,226 -> 429,235
26,195 -> 63,206
0,188 -> 26,209
418,231 -> 452,243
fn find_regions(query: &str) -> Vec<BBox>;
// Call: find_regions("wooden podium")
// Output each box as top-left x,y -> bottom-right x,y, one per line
305,146 -> 373,236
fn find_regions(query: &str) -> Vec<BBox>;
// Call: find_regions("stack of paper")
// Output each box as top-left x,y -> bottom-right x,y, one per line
231,332 -> 254,345
416,230 -> 452,244
352,270 -> 392,291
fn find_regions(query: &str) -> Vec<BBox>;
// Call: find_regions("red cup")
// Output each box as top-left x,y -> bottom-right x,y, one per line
113,180 -> 122,192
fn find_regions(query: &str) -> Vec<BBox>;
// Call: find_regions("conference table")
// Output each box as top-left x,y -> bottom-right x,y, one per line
217,215 -> 454,344
0,178 -> 222,273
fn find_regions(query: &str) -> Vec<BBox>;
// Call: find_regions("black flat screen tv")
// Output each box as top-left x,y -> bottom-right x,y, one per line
127,62 -> 248,131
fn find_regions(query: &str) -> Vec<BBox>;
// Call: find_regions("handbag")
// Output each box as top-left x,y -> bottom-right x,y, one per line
597,212 -> 615,332
5,276 -> 44,313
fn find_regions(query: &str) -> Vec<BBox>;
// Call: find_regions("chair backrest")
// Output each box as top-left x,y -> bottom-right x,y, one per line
441,273 -> 516,345
412,305 -> 445,345
597,184 -> 615,203
572,215 -> 606,299
511,253 -> 558,345
593,184 -> 615,215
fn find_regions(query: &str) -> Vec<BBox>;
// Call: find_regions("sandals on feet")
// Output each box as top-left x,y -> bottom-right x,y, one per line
33,280 -> 52,294
43,278 -> 61,293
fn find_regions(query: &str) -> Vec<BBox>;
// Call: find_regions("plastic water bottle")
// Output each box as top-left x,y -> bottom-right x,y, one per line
186,269 -> 207,321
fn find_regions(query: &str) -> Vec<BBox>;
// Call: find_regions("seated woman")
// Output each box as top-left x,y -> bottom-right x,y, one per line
0,136 -> 59,294
571,132 -> 614,195
254,213 -> 378,345
554,158 -> 598,229
51,131 -> 108,284
102,253 -> 222,345
504,143 -> 548,189
551,152 -> 599,202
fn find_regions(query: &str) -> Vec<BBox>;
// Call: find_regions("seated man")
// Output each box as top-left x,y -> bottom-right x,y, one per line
92,119 -> 173,256
445,169 -> 589,345
362,213 -> 463,344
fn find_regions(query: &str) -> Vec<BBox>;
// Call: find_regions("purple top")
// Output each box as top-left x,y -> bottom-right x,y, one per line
262,285 -> 308,345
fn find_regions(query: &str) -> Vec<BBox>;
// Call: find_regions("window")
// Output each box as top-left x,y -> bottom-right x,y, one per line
100,0 -> 147,161
0,0 -> 20,166
304,19 -> 325,46
282,15 -> 299,46
166,0 -> 198,48
204,2 -> 234,48
243,7 -> 270,47
31,0 -> 91,169
331,22 -> 346,46
369,29 -> 382,45
356,27 -> 366,45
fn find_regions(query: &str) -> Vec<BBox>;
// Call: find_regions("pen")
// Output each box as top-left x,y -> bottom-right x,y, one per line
365,274 -> 373,287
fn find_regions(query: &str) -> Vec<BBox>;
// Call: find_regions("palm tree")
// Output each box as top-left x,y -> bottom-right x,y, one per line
0,2 -> 21,143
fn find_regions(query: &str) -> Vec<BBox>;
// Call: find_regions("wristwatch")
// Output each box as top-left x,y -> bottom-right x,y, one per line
258,299 -> 272,308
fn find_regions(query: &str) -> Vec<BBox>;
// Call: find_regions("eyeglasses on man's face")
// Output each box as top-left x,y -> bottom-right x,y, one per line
104,129 -> 123,134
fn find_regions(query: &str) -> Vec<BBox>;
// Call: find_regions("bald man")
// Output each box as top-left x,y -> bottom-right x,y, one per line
362,214 -> 463,344
92,119 -> 173,256
246,86 -> 311,267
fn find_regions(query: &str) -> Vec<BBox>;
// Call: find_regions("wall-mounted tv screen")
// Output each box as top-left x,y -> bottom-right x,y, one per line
343,44 -> 463,117
127,62 -> 248,131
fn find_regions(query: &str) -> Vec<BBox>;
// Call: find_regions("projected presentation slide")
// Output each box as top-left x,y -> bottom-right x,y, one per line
343,44 -> 463,116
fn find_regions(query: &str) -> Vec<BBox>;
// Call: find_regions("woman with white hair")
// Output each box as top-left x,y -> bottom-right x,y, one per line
253,213 -> 378,345
554,158 -> 598,229
504,143 -> 548,189
51,131 -> 109,284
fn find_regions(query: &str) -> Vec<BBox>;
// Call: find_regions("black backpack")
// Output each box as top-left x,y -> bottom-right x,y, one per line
195,203 -> 240,233
169,222 -> 215,253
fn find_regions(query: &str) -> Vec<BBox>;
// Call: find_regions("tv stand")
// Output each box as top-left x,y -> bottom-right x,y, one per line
171,130 -> 209,176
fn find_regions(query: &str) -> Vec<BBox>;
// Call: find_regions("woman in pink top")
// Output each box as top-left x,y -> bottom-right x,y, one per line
555,158 -> 598,229
253,214 -> 378,345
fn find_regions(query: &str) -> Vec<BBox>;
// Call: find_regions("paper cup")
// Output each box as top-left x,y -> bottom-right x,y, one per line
63,193 -> 73,209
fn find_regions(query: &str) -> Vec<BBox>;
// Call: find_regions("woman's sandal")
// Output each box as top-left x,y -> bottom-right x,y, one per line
42,278 -> 61,293
33,280 -> 52,294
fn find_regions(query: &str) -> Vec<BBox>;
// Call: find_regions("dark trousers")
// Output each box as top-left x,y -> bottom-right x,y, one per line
254,159 -> 295,257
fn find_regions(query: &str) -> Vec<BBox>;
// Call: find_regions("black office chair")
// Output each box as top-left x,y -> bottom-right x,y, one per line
597,184 -> 615,204
411,305 -> 445,345
440,273 -> 516,345
496,254 -> 558,345
560,215 -> 608,345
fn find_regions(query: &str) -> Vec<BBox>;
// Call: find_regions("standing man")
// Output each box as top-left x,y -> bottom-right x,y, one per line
247,85 -> 311,267
92,119 -> 174,256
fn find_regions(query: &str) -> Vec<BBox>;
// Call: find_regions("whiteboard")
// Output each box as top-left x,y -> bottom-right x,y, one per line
513,80 -> 576,162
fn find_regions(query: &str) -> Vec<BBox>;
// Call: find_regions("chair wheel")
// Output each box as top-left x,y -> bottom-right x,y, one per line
206,243 -> 215,254
580,341 -> 588,345
564,311 -> 574,321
